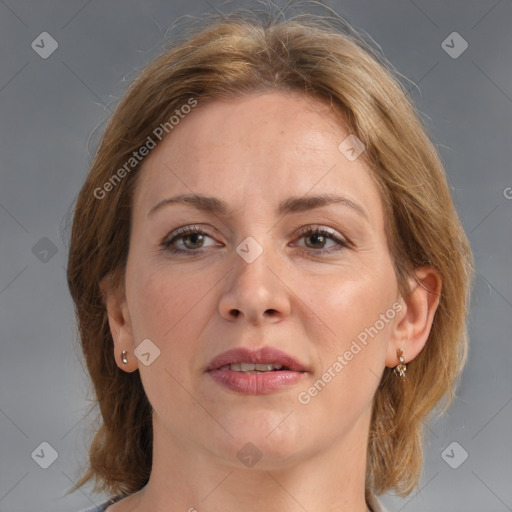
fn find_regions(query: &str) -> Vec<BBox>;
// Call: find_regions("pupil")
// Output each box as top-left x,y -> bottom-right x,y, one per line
308,233 -> 324,248
186,233 -> 203,248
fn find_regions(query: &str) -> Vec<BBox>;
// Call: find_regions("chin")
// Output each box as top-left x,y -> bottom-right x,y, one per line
208,414 -> 307,469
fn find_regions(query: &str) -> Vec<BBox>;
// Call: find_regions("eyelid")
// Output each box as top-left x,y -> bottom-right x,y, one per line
294,224 -> 345,241
292,225 -> 350,250
162,225 -> 219,248
161,224 -> 351,254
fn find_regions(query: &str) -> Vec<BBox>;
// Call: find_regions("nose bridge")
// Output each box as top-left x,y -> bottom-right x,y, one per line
218,229 -> 290,323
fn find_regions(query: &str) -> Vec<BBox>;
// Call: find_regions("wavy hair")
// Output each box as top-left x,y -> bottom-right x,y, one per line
66,3 -> 474,500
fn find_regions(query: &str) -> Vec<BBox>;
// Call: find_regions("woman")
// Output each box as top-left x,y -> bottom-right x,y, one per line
66,7 -> 474,512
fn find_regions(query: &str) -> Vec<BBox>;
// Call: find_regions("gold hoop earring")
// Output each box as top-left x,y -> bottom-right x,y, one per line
393,348 -> 407,377
121,350 -> 128,364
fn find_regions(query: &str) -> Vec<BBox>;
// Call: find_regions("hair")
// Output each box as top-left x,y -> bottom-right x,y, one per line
66,2 -> 474,502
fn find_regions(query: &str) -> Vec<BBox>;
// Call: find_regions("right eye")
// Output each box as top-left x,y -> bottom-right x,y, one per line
160,225 -> 221,254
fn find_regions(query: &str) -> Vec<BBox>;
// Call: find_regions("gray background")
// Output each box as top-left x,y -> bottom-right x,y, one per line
1,1 -> 511,511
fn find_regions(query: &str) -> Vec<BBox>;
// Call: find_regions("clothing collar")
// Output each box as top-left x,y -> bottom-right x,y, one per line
366,491 -> 388,512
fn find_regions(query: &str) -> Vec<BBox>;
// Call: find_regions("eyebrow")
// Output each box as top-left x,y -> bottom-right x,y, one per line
147,193 -> 369,222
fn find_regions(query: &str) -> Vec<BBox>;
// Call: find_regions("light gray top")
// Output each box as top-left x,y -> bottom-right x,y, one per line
368,491 -> 389,512
79,495 -> 122,512
79,502 -> 110,512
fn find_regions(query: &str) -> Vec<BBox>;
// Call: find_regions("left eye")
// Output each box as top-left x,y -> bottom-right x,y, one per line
295,227 -> 346,251
161,226 -> 347,254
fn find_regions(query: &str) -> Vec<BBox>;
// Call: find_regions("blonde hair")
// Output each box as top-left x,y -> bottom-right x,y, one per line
66,4 -> 474,500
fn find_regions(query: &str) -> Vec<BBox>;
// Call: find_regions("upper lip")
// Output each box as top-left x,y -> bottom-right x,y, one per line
206,346 -> 308,372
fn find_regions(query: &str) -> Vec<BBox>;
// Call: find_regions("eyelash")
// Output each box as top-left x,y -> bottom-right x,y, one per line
160,225 -> 349,256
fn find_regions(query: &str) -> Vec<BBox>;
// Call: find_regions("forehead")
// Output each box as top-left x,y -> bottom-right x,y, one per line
133,91 -> 384,228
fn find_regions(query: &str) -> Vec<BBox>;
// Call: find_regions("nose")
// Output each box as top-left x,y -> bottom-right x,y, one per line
218,243 -> 292,325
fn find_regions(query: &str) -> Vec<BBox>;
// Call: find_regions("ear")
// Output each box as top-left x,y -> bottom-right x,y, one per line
100,274 -> 138,373
386,266 -> 442,368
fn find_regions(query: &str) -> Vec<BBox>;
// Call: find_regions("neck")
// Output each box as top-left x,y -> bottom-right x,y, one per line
132,407 -> 373,512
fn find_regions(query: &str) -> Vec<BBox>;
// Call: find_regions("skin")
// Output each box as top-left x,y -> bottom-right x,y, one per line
102,91 -> 441,512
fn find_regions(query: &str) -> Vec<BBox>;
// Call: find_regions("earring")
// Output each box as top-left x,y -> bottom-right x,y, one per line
121,350 -> 128,364
393,348 -> 407,377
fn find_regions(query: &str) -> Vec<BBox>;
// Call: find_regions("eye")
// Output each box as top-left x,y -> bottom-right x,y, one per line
161,226 -> 220,254
294,226 -> 348,254
160,225 -> 349,256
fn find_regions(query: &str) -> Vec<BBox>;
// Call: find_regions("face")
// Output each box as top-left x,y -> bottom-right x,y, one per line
115,91 -> 406,469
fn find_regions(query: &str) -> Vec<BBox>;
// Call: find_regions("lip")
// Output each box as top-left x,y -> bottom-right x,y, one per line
206,346 -> 308,395
206,347 -> 307,372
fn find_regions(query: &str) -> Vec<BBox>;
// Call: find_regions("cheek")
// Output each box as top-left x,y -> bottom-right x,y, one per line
293,276 -> 396,452
127,262 -> 207,340
125,265 -> 215,413
305,262 -> 397,346
301,261 -> 397,397
126,262 -> 221,389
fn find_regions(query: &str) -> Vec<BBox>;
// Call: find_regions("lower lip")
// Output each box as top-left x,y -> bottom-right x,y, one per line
207,369 -> 306,394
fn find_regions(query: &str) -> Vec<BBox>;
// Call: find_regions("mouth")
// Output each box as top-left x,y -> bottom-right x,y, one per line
206,346 -> 308,373
206,346 -> 308,395
216,362 -> 294,373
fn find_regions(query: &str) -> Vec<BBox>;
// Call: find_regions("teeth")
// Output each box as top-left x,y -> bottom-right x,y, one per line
222,362 -> 285,372
255,363 -> 280,371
